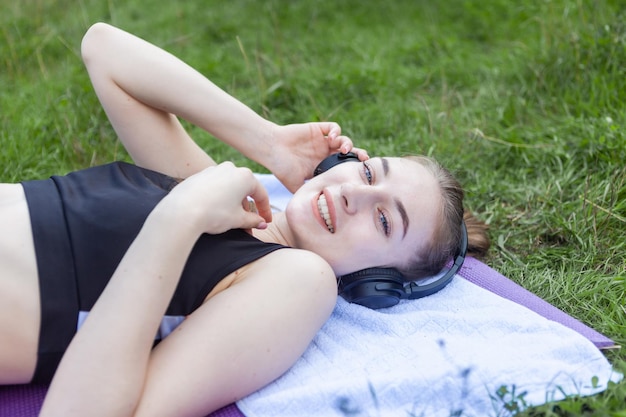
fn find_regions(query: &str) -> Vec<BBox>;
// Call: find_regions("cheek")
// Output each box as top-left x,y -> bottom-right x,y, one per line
285,193 -> 312,225
326,237 -> 386,275
285,203 -> 391,273
285,200 -> 325,252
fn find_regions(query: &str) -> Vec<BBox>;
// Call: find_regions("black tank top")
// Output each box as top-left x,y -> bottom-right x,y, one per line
22,161 -> 286,319
22,162 -> 287,384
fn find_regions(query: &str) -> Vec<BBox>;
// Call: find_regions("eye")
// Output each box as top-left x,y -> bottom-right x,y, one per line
364,162 -> 391,237
363,162 -> 373,184
378,209 -> 391,236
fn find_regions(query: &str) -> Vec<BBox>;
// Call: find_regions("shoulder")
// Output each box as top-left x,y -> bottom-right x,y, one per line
202,246 -> 337,304
248,247 -> 337,291
257,247 -> 333,272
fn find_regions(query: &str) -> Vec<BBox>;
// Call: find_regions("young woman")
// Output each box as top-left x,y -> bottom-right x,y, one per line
0,23 -> 488,417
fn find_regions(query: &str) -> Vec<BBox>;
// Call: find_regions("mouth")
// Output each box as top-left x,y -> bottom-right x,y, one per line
317,193 -> 335,233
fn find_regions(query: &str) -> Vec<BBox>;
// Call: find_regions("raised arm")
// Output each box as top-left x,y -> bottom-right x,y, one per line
81,23 -> 367,190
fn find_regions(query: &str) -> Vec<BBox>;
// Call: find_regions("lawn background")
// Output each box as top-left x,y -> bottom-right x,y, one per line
1,0 -> 625,415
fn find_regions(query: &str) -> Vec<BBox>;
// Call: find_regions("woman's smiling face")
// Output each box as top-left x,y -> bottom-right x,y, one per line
285,157 -> 442,276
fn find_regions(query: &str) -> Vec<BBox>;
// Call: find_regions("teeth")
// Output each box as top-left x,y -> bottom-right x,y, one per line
317,194 -> 335,233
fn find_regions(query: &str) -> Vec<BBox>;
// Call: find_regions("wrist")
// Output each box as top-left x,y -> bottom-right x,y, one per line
231,119 -> 279,171
147,197 -> 206,240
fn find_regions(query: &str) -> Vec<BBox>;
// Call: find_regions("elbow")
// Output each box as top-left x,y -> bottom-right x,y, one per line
80,22 -> 114,66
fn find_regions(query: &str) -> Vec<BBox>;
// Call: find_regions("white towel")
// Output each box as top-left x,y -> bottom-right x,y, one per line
238,277 -> 620,417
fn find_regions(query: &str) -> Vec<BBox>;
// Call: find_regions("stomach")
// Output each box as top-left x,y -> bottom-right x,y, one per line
0,183 -> 41,383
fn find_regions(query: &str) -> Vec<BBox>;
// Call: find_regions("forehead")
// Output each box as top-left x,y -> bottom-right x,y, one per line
375,156 -> 439,191
381,157 -> 442,245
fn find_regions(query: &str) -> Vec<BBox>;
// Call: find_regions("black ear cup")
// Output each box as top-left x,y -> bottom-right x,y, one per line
313,152 -> 360,176
312,153 -> 468,310
337,222 -> 467,309
337,268 -> 407,309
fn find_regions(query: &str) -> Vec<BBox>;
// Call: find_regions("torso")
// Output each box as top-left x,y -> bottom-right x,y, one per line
0,164 -> 288,384
0,184 -> 40,383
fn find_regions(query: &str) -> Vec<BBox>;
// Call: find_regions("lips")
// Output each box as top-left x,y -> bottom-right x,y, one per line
317,193 -> 335,233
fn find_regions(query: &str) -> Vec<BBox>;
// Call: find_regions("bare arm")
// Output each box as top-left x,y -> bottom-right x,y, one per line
38,164 -> 335,417
132,249 -> 337,417
39,163 -> 273,416
81,22 -> 272,179
40,199 -> 197,416
81,23 -> 368,190
39,24 -> 343,416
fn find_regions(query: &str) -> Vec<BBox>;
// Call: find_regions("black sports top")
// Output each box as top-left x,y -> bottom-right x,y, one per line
22,161 -> 286,383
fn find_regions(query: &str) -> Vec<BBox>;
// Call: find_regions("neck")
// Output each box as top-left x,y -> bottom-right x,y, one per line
252,212 -> 294,247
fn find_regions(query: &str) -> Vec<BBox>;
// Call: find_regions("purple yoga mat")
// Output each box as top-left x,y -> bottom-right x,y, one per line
0,384 -> 241,417
0,258 -> 615,417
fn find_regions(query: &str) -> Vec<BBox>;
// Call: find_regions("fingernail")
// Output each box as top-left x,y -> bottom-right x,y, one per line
247,197 -> 258,214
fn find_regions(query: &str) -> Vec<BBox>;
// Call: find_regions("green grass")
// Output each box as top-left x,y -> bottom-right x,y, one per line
2,0 -> 625,415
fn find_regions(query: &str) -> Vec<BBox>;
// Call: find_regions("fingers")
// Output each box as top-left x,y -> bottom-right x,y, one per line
184,163 -> 273,233
349,147 -> 370,161
327,135 -> 370,160
239,210 -> 269,235
245,181 -> 272,226
318,123 -> 350,152
236,169 -> 273,232
315,122 -> 370,157
317,121 -> 342,141
334,136 -> 354,154
228,166 -> 272,230
318,122 -> 352,152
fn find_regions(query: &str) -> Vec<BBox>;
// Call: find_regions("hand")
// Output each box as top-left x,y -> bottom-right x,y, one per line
160,162 -> 272,235
266,122 -> 369,193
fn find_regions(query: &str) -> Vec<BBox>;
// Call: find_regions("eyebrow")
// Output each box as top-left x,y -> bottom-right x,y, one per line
380,158 -> 409,239
381,157 -> 389,175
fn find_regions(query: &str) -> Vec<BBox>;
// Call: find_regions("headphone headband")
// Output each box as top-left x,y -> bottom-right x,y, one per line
404,220 -> 467,298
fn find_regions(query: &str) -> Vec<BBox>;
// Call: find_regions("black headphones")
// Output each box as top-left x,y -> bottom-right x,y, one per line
313,152 -> 468,309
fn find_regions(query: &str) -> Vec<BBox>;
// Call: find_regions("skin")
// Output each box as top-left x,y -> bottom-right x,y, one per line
256,157 -> 442,276
0,23 -> 441,417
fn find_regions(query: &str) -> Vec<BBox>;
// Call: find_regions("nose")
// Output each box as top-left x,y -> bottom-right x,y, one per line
340,182 -> 381,215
